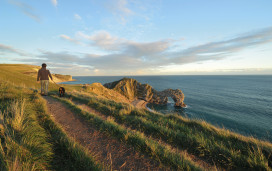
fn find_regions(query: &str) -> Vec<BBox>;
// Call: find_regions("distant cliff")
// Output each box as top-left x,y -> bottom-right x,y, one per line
53,74 -> 74,83
104,78 -> 186,107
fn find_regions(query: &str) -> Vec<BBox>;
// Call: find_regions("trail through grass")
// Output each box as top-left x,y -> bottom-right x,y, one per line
68,91 -> 272,170
51,94 -> 203,170
0,81 -> 101,170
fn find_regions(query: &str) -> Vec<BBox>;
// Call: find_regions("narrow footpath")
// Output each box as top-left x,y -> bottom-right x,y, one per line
72,98 -> 217,171
43,96 -> 168,171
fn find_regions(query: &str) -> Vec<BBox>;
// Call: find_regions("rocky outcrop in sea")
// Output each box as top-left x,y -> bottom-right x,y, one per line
104,78 -> 186,107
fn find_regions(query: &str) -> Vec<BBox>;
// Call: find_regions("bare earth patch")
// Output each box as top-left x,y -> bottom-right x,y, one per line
131,99 -> 148,109
43,96 -> 168,171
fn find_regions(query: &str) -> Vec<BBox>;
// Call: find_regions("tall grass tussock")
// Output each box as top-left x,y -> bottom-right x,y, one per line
0,85 -> 52,170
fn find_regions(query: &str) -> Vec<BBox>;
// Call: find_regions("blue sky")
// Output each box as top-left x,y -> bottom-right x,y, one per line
1,0 -> 272,75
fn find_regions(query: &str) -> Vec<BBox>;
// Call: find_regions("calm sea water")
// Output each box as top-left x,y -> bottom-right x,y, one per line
62,75 -> 272,142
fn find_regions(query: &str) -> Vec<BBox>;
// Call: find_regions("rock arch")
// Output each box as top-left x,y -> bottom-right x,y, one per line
104,78 -> 186,108
161,89 -> 186,107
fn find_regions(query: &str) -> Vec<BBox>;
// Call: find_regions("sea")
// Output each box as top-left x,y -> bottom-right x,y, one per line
61,75 -> 272,142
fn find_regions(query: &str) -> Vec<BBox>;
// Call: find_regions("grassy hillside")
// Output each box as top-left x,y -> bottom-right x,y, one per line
0,64 -> 40,89
0,64 -> 102,170
0,64 -> 271,170
67,91 -> 272,170
0,64 -> 74,86
0,82 -> 101,170
0,64 -> 80,94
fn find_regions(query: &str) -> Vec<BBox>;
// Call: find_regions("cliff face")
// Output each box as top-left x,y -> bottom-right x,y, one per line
104,78 -> 186,107
53,74 -> 74,83
104,78 -> 154,101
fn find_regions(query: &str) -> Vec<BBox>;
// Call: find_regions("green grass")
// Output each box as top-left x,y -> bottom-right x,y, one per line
0,64 -> 40,89
0,83 -> 53,170
51,95 -> 202,170
68,91 -> 272,170
0,81 -> 101,170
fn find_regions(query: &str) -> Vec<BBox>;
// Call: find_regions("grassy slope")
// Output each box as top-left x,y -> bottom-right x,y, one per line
0,65 -> 101,170
0,64 -> 40,89
0,84 -> 52,170
51,94 -> 202,170
0,64 -> 80,92
68,91 -> 272,170
0,64 -> 74,86
1,64 -> 272,170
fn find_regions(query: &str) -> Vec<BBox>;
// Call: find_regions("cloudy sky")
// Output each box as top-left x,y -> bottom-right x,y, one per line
1,0 -> 272,75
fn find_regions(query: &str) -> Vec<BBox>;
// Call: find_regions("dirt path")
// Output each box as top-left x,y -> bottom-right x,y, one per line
72,98 -> 217,171
43,96 -> 168,171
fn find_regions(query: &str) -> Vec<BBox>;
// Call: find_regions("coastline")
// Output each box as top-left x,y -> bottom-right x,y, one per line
53,75 -> 272,142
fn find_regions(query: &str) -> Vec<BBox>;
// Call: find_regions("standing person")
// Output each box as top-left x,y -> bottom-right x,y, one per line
37,63 -> 53,96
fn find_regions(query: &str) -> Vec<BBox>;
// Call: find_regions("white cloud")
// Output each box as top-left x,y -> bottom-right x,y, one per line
106,0 -> 134,23
112,0 -> 133,15
74,13 -> 82,20
166,27 -> 272,65
51,0 -> 57,7
0,43 -> 28,56
125,40 -> 172,56
56,27 -> 272,73
71,31 -> 173,53
10,27 -> 272,75
77,31 -> 125,50
59,35 -> 81,45
9,0 -> 41,22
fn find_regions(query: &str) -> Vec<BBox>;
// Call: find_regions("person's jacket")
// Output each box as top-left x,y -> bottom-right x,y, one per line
37,68 -> 53,81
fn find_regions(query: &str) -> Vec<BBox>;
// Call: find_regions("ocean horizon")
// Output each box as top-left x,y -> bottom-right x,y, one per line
61,75 -> 272,142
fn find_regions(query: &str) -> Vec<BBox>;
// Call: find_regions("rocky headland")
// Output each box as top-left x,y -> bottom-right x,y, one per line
52,74 -> 75,83
103,78 -> 186,107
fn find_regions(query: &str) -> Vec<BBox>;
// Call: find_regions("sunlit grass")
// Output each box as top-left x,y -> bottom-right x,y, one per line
0,64 -> 78,93
68,91 -> 272,170
0,97 -> 53,170
51,94 -> 202,170
0,80 -> 101,170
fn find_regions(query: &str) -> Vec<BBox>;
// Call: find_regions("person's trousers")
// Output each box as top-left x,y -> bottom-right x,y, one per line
41,80 -> 49,95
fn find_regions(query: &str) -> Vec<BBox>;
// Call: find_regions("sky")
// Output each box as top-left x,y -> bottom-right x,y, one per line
1,0 -> 272,76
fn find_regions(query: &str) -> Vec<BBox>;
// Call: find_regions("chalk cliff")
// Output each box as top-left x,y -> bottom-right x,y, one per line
53,74 -> 74,83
